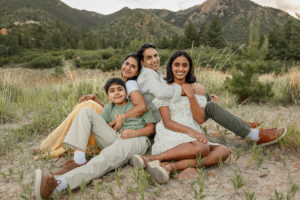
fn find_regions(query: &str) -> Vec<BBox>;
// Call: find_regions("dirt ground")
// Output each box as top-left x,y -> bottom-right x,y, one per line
0,104 -> 299,200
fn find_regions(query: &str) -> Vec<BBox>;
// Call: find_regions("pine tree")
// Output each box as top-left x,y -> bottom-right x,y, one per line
183,21 -> 199,48
286,20 -> 300,60
170,34 -> 180,49
267,24 -> 287,60
198,22 -> 209,46
225,21 -> 273,102
207,16 -> 226,49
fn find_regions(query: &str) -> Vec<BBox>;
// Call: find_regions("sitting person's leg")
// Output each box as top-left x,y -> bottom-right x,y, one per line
204,101 -> 286,146
145,145 -> 230,184
35,136 -> 149,199
38,100 -> 103,158
51,107 -> 117,175
150,140 -> 210,161
130,140 -> 210,169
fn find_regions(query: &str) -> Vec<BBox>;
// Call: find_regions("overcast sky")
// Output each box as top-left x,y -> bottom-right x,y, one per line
60,0 -> 300,18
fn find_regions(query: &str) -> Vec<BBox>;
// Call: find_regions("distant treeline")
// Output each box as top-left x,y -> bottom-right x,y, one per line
0,17 -> 300,65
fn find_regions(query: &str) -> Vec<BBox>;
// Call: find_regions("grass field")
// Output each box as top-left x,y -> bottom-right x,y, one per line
0,61 -> 299,199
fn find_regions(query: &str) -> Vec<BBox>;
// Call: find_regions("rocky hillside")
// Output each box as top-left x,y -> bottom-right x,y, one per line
151,0 -> 296,44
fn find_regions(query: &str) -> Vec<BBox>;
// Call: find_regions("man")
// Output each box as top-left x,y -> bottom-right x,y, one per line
136,43 -> 286,146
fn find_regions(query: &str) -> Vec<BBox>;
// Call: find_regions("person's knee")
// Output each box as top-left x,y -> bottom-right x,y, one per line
206,101 -> 218,110
216,145 -> 230,161
192,142 -> 210,157
79,107 -> 94,115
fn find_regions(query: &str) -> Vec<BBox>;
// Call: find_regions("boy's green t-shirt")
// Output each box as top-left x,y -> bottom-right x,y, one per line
101,100 -> 155,133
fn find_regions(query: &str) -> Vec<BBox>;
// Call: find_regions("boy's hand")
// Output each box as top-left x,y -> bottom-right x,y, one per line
120,129 -> 136,139
111,114 -> 126,131
211,94 -> 219,104
188,131 -> 207,143
192,84 -> 205,96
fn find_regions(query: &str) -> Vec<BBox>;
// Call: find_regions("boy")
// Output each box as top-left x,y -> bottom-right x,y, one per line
34,78 -> 155,200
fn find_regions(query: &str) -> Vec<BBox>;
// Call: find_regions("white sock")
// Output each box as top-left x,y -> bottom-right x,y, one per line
73,150 -> 86,165
55,177 -> 68,192
246,128 -> 260,141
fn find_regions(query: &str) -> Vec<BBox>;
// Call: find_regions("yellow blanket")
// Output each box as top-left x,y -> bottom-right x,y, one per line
36,100 -> 102,159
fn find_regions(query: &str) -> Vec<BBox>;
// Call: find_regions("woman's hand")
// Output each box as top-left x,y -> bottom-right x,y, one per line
120,129 -> 137,139
191,84 -> 205,96
211,94 -> 219,104
181,84 -> 194,98
188,131 -> 208,143
78,94 -> 96,103
78,94 -> 104,107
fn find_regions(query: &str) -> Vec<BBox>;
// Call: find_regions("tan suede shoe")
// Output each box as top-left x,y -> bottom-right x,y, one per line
34,169 -> 58,200
51,160 -> 86,175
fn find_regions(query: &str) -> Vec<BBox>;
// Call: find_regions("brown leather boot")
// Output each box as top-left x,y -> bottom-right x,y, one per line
34,169 -> 58,200
245,121 -> 263,128
256,128 -> 287,147
51,160 -> 86,175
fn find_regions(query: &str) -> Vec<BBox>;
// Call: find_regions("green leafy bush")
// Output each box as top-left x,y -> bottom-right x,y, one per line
158,50 -> 172,66
27,55 -> 62,68
225,61 -> 273,102
102,54 -> 123,72
100,51 -> 113,60
64,50 -> 76,60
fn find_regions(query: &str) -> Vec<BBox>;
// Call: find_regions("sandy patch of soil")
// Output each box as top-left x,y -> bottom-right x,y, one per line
0,104 -> 299,199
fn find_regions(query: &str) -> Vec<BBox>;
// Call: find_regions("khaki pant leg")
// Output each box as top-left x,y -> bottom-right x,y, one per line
64,107 -> 117,151
39,100 -> 102,156
61,136 -> 149,189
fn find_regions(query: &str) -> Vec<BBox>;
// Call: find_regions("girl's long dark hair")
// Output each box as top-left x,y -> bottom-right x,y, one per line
121,53 -> 142,81
165,50 -> 196,84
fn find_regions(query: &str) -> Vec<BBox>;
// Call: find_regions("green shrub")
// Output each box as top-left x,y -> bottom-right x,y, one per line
51,51 -> 64,56
0,57 -> 10,67
0,97 -> 16,123
54,66 -> 64,76
100,51 -> 113,60
79,60 -> 101,69
64,50 -> 76,60
102,54 -> 123,72
225,62 -> 274,102
158,50 -> 172,66
27,55 -> 62,69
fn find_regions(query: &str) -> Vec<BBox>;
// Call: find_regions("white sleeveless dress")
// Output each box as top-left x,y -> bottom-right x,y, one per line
151,94 -> 219,155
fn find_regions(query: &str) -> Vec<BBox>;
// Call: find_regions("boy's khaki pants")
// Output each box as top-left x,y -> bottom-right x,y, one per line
59,107 -> 148,189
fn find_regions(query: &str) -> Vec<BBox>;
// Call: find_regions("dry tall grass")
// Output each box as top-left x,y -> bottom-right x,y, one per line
0,66 -> 299,150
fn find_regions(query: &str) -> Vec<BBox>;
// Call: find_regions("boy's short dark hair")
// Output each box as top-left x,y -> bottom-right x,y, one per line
137,43 -> 157,61
104,78 -> 126,94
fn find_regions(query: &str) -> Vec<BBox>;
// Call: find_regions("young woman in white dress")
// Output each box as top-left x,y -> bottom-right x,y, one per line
130,51 -> 230,184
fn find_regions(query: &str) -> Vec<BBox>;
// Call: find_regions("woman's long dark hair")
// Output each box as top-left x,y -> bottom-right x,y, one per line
165,50 -> 196,84
121,53 -> 142,81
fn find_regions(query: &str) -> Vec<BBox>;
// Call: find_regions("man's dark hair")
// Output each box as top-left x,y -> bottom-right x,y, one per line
137,43 -> 157,61
122,53 -> 142,80
104,78 -> 126,94
165,50 -> 196,84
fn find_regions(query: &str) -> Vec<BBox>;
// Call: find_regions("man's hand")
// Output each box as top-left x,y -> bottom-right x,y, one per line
188,131 -> 208,143
78,94 -> 96,103
211,94 -> 219,104
110,114 -> 126,131
120,129 -> 137,139
181,84 -> 194,98
191,84 -> 205,96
